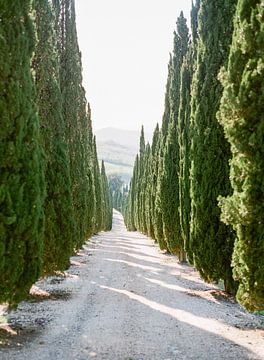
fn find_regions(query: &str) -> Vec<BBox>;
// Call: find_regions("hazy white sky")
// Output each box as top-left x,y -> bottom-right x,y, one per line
75,0 -> 192,133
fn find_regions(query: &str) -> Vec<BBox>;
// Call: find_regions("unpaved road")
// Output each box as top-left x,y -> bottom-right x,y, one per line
0,210 -> 263,360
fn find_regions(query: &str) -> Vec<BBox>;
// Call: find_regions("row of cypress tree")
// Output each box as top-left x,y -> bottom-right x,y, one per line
108,175 -> 128,213
0,0 -> 112,305
124,0 -> 264,311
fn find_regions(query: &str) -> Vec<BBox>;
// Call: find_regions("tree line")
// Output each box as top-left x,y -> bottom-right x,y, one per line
108,175 -> 128,212
124,0 -> 264,312
0,0 -> 112,305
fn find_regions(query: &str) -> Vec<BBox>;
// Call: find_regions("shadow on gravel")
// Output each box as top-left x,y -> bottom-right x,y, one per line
97,216 -> 264,338
28,289 -> 72,303
98,283 -> 263,359
0,272 -> 75,349
0,326 -> 40,349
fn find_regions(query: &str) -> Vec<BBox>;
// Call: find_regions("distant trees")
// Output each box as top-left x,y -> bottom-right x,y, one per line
0,0 -> 112,305
108,174 -> 127,213
125,0 -> 264,311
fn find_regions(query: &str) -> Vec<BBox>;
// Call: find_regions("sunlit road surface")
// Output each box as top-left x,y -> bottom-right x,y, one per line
1,210 -> 263,360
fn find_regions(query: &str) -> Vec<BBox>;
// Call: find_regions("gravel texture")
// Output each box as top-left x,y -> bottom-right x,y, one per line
0,210 -> 263,360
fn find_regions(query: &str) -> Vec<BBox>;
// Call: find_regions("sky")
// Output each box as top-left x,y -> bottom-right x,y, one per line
75,0 -> 192,134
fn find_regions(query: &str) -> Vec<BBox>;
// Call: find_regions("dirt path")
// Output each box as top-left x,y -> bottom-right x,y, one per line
0,210 -> 263,360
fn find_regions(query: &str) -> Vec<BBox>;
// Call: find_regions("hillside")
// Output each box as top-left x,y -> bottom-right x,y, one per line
95,127 -> 151,183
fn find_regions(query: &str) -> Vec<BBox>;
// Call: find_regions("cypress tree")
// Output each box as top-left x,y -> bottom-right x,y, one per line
126,155 -> 139,231
64,0 -> 86,246
33,0 -> 75,274
121,184 -> 129,217
154,59 -> 173,251
218,0 -> 264,310
135,126 -> 146,231
178,55 -> 192,262
0,0 -> 45,303
92,136 -> 103,233
148,124 -> 160,240
101,160 -> 112,231
55,0 -> 96,246
142,143 -> 151,235
84,104 -> 96,238
190,0 -> 237,293
109,175 -> 124,212
159,13 -> 189,260
191,0 -> 200,44
178,1 -> 200,263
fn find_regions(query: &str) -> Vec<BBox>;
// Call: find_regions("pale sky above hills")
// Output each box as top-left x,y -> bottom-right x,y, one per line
75,0 -> 192,134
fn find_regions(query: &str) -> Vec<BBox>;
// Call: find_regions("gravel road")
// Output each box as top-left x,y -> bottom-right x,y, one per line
0,210 -> 263,360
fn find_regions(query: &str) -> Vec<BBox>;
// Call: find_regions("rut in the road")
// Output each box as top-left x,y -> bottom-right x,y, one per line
0,210 -> 263,360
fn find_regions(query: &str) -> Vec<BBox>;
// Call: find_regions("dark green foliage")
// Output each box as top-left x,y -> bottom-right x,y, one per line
109,175 -> 124,212
124,130 -> 151,236
191,0 -> 200,43
190,0 -> 237,293
135,126 -> 146,231
55,0 -> 97,247
178,55 -> 192,263
141,144 -> 151,235
160,120 -> 182,255
148,124 -> 160,240
0,0 -> 45,303
153,60 -> 173,251
178,2 -> 200,263
34,0 -> 75,274
109,175 -> 124,211
159,13 -> 189,260
101,161 -> 112,231
62,0 -> 89,246
0,0 -> 106,304
84,106 -> 96,238
125,155 -> 139,231
218,0 -> 264,310
92,137 -> 103,233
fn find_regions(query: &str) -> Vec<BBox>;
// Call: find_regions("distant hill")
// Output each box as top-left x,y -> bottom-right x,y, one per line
95,127 -> 151,183
96,127 -> 143,150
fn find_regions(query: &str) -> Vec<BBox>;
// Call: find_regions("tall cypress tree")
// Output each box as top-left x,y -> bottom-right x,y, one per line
64,0 -> 86,246
0,0 -> 45,303
34,0 -> 75,274
92,136 -> 103,233
191,0 -> 200,44
178,55 -> 192,262
125,155 -> 139,231
218,0 -> 264,310
54,0 -> 96,247
148,124 -> 160,239
142,143 -> 151,235
190,0 -> 237,293
84,104 -> 96,238
154,59 -> 173,251
159,13 -> 189,260
101,160 -> 112,231
178,1 -> 200,263
135,126 -> 146,231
